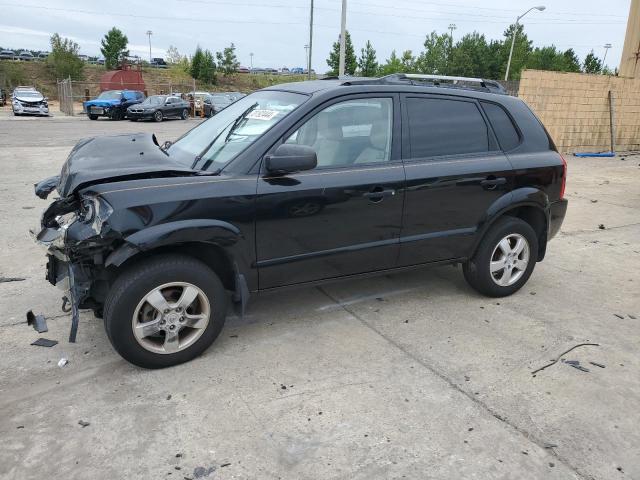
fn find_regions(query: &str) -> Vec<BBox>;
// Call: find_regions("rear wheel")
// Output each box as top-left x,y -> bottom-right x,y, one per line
104,255 -> 227,368
88,114 -> 98,120
463,217 -> 538,297
154,110 -> 163,122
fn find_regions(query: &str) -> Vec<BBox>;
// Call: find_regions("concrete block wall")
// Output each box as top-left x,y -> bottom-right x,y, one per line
518,70 -> 640,153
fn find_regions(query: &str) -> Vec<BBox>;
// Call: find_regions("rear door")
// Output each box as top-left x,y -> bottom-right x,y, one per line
255,94 -> 405,289
398,94 -> 515,266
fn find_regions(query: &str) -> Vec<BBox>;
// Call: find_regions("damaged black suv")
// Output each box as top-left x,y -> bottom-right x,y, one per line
33,74 -> 568,368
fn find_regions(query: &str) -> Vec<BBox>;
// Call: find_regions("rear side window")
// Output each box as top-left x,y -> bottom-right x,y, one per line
481,101 -> 520,151
406,97 -> 489,158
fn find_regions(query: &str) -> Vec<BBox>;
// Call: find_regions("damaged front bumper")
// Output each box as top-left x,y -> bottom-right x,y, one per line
31,195 -> 114,342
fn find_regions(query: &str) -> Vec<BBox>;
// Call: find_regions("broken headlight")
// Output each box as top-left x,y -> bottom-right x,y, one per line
78,196 -> 113,233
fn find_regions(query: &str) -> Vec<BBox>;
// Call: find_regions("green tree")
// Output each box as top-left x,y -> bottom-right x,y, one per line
379,50 -> 403,75
562,48 -> 581,72
400,50 -> 417,72
199,49 -> 217,83
100,27 -> 129,69
358,40 -> 378,77
326,31 -> 357,75
46,33 -> 83,80
416,31 -> 450,74
190,46 -> 204,79
500,23 -> 532,80
527,45 -> 567,71
448,32 -> 492,77
583,50 -> 603,74
216,43 -> 240,76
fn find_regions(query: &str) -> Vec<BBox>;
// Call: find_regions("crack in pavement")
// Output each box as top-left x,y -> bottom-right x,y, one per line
316,285 -> 589,480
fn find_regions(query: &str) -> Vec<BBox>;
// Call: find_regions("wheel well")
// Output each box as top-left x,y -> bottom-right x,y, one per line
110,243 -> 236,291
504,206 -> 548,260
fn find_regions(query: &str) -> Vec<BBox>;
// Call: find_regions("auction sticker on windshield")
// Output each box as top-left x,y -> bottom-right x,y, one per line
246,109 -> 279,121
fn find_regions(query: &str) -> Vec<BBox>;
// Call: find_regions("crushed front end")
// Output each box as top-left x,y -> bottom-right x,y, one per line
32,191 -> 116,342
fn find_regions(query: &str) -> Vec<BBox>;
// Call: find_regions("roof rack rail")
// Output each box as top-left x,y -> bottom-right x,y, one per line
341,73 -> 507,94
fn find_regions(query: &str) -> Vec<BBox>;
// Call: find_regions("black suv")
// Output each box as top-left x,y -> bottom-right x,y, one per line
33,74 -> 567,368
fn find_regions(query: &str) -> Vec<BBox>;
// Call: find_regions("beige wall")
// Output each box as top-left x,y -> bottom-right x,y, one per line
619,0 -> 639,78
518,70 -> 640,153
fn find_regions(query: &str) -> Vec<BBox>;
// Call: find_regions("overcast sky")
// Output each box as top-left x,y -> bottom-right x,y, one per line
0,0 -> 631,72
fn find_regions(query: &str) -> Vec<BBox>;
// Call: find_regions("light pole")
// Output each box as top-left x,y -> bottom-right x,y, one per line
249,52 -> 254,70
308,0 -> 314,79
338,0 -> 347,76
146,30 -> 153,64
602,43 -> 612,71
504,5 -> 545,81
304,44 -> 309,71
448,23 -> 457,45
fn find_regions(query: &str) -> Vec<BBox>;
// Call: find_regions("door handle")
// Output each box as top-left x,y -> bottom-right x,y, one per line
363,187 -> 396,202
480,177 -> 507,190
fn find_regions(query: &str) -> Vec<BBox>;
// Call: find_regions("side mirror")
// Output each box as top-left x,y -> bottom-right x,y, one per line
265,144 -> 317,174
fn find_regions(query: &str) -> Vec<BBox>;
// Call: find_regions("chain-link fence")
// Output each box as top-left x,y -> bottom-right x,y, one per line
55,80 -> 199,116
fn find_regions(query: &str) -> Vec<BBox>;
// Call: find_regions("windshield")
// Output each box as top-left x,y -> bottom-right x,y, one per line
143,96 -> 166,106
168,90 -> 306,172
97,91 -> 122,100
15,91 -> 41,97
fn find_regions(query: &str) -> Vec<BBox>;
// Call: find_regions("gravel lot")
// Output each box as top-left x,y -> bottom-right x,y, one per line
1,111 -> 639,480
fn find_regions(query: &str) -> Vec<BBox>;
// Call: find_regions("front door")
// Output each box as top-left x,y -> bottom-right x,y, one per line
255,95 -> 405,289
398,94 -> 515,265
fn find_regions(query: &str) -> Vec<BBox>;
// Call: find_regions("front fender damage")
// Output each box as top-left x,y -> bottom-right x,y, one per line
31,194 -> 116,342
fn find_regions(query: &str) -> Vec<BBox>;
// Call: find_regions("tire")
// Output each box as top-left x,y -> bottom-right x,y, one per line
154,110 -> 163,122
463,216 -> 538,297
88,114 -> 98,120
129,118 -> 138,122
104,254 -> 227,368
181,108 -> 189,120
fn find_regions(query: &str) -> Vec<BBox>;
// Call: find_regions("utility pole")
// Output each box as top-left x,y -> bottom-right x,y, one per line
250,52 -> 254,70
505,6 -> 545,81
602,43 -> 612,71
146,30 -> 153,64
448,24 -> 457,45
308,0 -> 314,79
338,0 -> 347,76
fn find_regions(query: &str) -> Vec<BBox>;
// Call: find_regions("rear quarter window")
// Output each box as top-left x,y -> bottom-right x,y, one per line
480,101 -> 520,151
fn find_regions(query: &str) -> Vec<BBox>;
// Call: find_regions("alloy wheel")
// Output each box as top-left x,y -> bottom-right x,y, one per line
489,233 -> 530,286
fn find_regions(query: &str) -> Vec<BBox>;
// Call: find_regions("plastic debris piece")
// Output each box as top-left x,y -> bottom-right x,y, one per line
78,420 -> 90,427
31,338 -> 58,347
26,310 -> 48,333
58,358 -> 68,368
589,362 -> 606,368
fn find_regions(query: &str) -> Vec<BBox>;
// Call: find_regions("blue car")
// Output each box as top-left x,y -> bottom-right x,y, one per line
84,90 -> 145,120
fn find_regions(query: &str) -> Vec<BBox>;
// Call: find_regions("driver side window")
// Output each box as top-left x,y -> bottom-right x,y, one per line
285,98 -> 393,169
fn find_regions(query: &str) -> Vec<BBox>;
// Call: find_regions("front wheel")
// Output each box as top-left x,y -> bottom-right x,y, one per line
88,114 -> 98,120
154,110 -> 163,122
181,108 -> 189,120
463,217 -> 538,297
104,255 -> 227,368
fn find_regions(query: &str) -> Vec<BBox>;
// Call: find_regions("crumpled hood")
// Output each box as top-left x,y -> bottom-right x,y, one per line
15,93 -> 45,103
84,98 -> 121,108
56,133 -> 196,197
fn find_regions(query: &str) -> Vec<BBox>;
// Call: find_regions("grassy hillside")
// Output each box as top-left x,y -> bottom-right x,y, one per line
0,60 -> 311,99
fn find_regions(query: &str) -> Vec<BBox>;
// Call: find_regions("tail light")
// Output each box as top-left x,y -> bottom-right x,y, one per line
559,154 -> 567,200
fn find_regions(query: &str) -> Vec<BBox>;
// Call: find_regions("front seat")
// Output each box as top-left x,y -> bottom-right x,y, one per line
312,113 -> 343,167
354,119 -> 390,164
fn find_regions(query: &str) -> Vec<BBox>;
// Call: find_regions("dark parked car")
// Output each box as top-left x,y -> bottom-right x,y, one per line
83,90 -> 144,120
127,95 -> 190,122
150,57 -> 168,68
32,74 -> 567,368
203,93 -> 232,116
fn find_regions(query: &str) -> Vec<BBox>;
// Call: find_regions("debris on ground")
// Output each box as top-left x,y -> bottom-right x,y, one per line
26,310 -> 48,333
531,343 -> 600,376
0,276 -> 26,283
589,362 -> 606,368
563,360 -> 590,372
78,420 -> 90,427
591,199 -> 598,203
166,394 -> 172,400
31,338 -> 58,347
544,443 -> 558,449
614,313 -> 624,319
193,466 -> 216,478
58,358 -> 68,368
598,224 -> 606,230
220,463 -> 231,468
629,314 -> 637,319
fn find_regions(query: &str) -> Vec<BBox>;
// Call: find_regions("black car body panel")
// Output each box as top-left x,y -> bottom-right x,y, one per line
33,76 -> 568,344
127,95 -> 190,120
